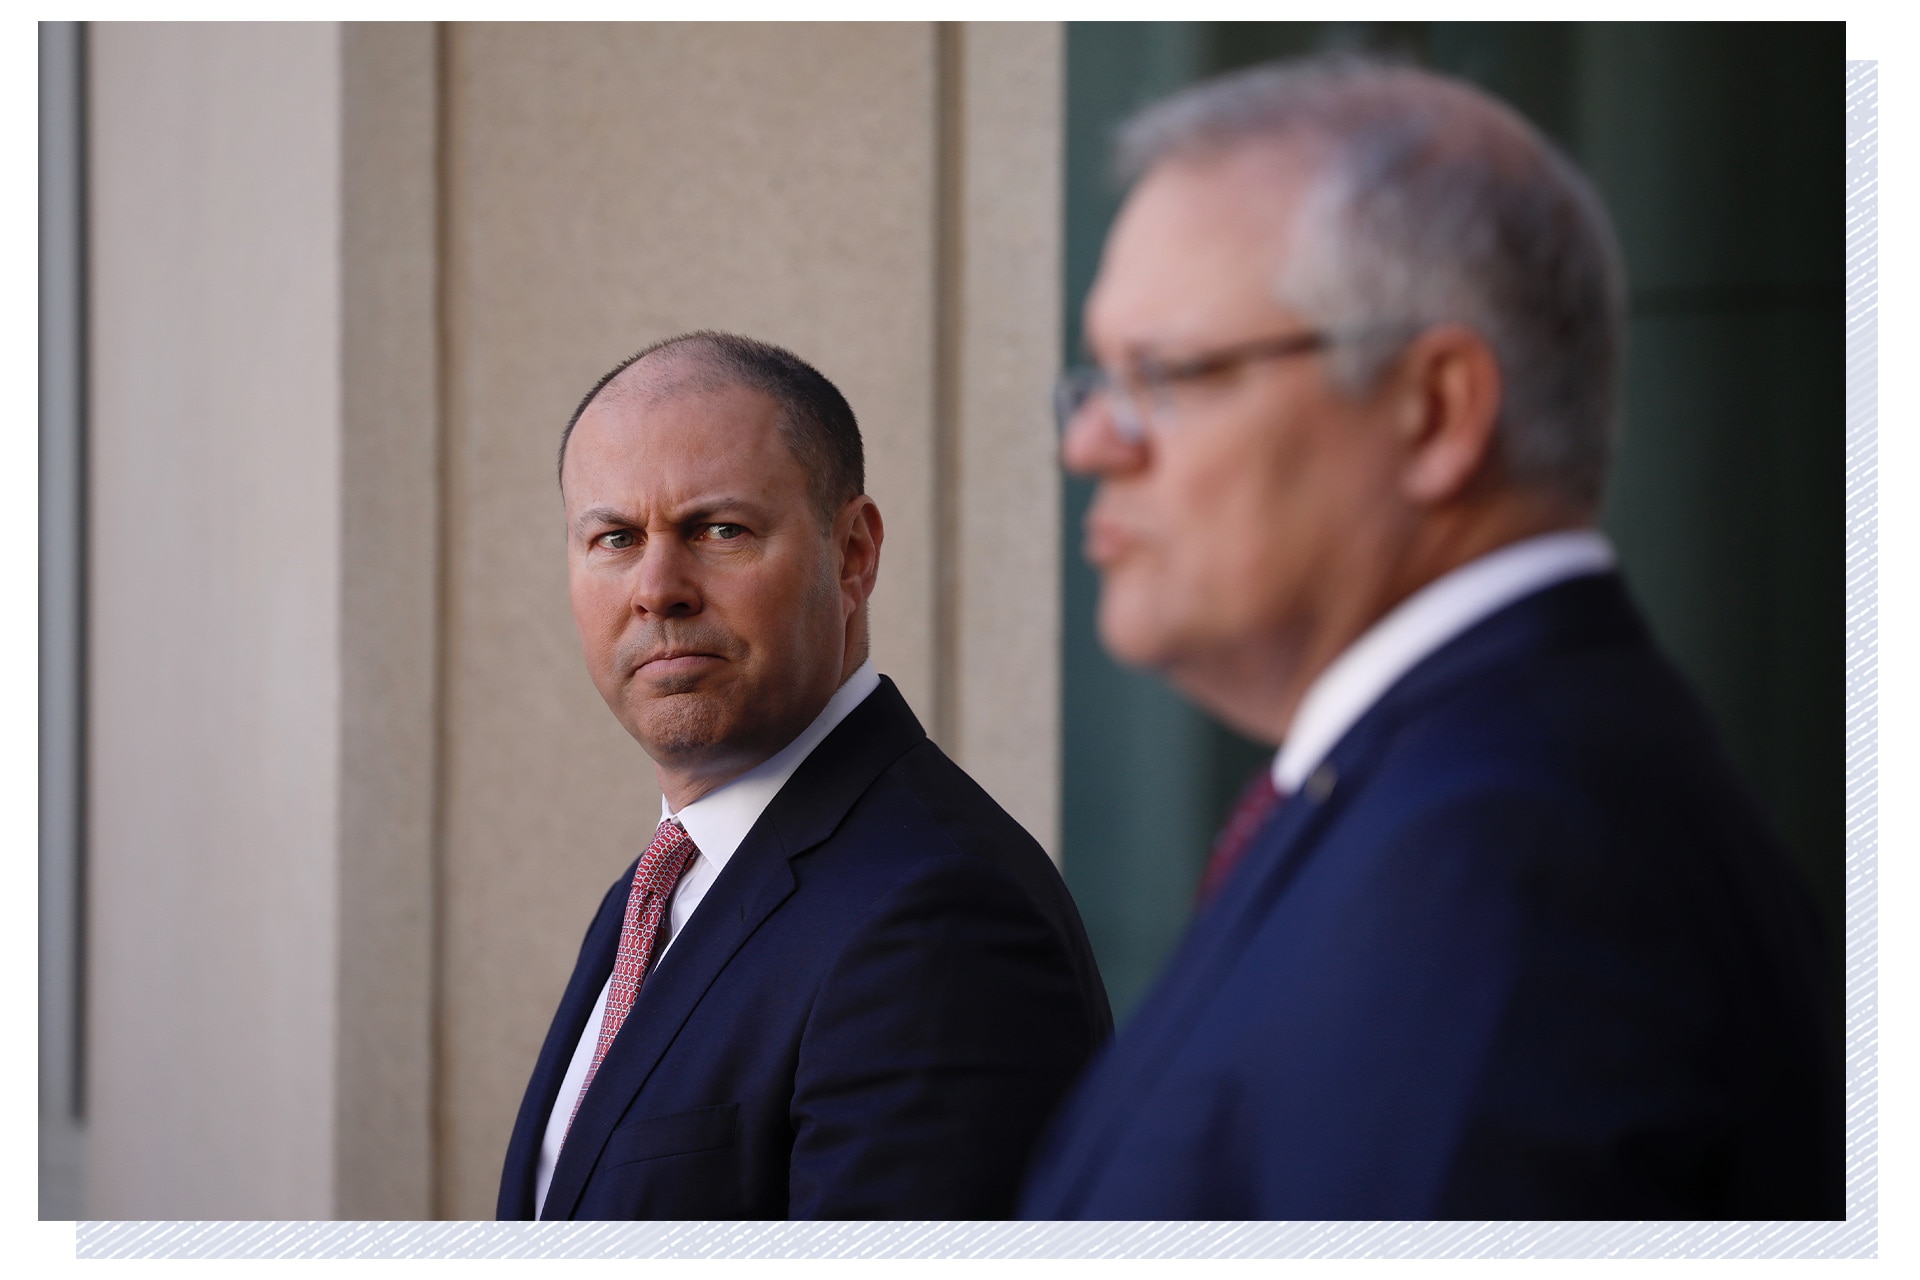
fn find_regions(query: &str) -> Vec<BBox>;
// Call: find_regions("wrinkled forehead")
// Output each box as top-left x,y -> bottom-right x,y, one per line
562,375 -> 797,506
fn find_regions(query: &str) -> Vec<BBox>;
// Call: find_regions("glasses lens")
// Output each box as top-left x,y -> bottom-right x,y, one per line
1056,366 -> 1149,445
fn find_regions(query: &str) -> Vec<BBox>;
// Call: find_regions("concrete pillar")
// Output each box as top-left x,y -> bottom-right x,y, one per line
87,20 -> 442,1220
945,22 -> 1066,866
335,22 -> 441,1220
87,22 -> 347,1218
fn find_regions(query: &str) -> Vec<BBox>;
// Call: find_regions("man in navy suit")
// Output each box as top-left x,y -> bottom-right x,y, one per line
500,331 -> 1110,1220
1022,57 -> 1840,1219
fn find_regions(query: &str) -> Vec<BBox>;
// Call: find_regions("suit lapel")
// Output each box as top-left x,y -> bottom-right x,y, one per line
497,869 -> 632,1219
541,677 -> 927,1220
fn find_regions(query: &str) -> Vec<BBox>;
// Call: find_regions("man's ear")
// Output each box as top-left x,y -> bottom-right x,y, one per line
835,495 -> 884,612
1386,325 -> 1505,506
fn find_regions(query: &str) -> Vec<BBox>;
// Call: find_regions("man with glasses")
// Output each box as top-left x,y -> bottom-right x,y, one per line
1021,57 -> 1839,1218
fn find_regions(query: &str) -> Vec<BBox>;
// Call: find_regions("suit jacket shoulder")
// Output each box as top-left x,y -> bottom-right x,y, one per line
1022,574 -> 1841,1220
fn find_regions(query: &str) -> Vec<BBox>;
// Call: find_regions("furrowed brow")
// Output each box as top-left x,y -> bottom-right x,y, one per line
572,505 -> 633,535
571,498 -> 777,537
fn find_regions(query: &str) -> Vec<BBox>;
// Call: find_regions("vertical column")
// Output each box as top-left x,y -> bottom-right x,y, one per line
943,23 -> 1067,855
39,18 -> 87,1221
335,21 -> 441,1220
87,22 -> 345,1217
433,21 -> 944,1217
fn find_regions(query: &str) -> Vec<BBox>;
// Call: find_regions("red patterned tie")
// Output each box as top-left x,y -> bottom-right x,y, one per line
564,818 -> 700,1136
1195,768 -> 1284,907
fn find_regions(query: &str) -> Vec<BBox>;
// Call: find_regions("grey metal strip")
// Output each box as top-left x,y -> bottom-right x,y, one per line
40,17 -> 89,1224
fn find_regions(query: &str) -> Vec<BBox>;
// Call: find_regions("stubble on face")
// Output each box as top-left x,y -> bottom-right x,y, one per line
611,619 -> 744,741
611,552 -> 841,767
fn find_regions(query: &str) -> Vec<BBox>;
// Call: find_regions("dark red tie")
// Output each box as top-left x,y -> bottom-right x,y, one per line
1195,768 -> 1284,907
563,818 -> 699,1137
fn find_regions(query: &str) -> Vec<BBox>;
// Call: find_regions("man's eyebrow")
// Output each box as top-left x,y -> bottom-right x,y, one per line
572,505 -> 632,534
571,498 -> 776,535
681,497 -> 774,525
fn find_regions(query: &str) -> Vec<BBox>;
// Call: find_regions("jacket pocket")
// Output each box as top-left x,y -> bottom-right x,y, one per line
599,1102 -> 739,1169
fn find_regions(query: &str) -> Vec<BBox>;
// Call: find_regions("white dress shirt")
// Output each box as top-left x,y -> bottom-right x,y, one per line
533,660 -> 882,1217
1271,529 -> 1616,795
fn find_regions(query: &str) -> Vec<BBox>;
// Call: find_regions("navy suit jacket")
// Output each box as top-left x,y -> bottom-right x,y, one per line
1022,574 -> 1841,1220
499,676 -> 1112,1220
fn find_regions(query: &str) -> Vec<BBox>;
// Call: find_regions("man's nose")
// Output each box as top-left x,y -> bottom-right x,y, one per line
629,538 -> 702,617
1060,395 -> 1147,477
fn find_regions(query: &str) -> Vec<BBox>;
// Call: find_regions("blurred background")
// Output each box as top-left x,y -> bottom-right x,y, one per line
40,21 -> 1842,1221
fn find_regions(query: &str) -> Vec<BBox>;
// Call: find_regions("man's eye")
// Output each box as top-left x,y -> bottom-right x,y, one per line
597,530 -> 636,550
707,523 -> 746,541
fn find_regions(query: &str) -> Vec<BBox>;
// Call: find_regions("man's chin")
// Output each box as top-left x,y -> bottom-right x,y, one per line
644,669 -> 708,697
1096,594 -> 1180,672
626,690 -> 729,759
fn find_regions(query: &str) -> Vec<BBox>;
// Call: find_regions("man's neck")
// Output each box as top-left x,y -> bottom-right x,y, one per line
656,747 -> 785,812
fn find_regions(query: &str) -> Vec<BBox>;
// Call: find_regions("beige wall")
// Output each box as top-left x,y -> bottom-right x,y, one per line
84,20 -> 1062,1220
947,24 -> 1064,849
88,22 -> 344,1218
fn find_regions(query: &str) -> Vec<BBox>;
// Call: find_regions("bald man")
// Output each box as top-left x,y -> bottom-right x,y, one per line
499,332 -> 1110,1220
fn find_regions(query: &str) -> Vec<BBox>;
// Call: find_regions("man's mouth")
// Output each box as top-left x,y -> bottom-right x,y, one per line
637,652 -> 723,678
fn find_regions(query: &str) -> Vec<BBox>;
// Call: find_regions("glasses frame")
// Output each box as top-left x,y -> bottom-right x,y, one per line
1055,328 -> 1335,445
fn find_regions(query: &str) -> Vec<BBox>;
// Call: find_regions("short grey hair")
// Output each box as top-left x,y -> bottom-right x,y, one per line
1117,55 -> 1627,507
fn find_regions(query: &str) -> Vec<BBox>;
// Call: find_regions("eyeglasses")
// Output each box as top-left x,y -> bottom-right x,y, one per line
1055,328 -> 1334,445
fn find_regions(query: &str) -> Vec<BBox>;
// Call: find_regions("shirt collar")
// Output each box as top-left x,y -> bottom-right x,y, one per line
660,660 -> 882,873
1271,529 -> 1616,794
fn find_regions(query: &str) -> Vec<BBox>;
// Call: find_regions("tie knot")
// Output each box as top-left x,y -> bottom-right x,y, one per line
637,819 -> 699,896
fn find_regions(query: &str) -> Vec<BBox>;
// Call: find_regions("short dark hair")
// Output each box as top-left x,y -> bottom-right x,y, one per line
558,331 -> 865,526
